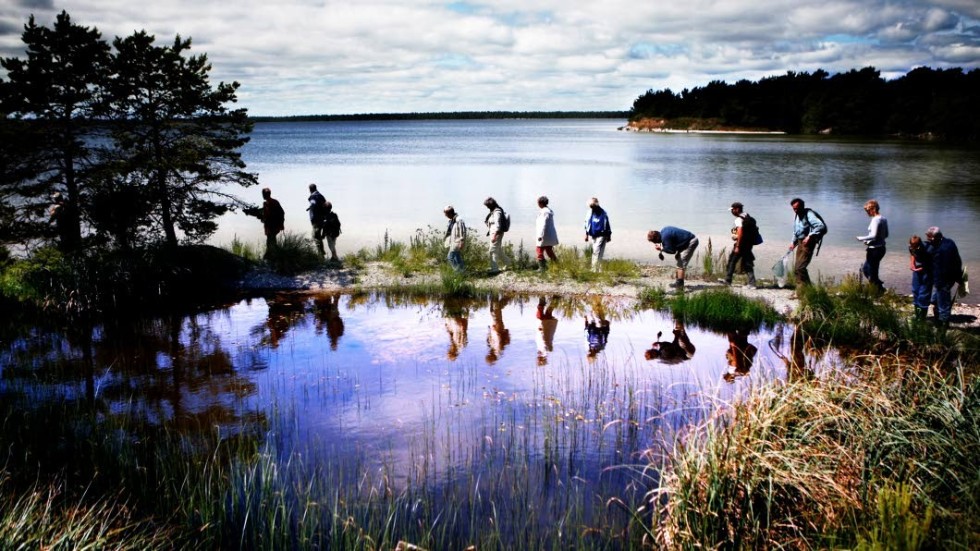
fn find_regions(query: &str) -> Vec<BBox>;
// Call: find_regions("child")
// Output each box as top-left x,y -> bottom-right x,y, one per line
909,235 -> 932,320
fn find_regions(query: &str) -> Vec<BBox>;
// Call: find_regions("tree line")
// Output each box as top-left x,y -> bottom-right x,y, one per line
630,67 -> 980,140
251,111 -> 629,123
0,11 -> 255,255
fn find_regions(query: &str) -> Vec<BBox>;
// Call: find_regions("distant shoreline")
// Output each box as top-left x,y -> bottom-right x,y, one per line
623,117 -> 786,134
250,111 -> 630,123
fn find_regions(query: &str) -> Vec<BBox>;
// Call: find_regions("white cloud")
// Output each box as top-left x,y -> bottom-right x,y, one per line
1,0 -> 978,115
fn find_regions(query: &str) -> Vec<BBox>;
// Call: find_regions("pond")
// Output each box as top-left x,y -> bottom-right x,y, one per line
0,292 -> 838,544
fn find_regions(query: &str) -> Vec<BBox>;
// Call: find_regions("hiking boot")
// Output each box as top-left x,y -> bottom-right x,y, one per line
716,278 -> 731,286
669,279 -> 684,289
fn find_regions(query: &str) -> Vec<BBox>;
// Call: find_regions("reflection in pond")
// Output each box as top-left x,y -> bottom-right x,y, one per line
724,327 -> 758,382
1,291 -> 841,545
644,317 -> 697,363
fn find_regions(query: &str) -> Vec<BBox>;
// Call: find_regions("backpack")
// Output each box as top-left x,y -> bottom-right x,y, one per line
742,214 -> 763,246
806,208 -> 828,236
323,211 -> 341,238
497,208 -> 510,233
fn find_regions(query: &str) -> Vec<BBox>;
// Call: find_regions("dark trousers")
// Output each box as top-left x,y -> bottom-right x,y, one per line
794,239 -> 818,285
862,246 -> 886,290
912,270 -> 932,310
724,248 -> 755,283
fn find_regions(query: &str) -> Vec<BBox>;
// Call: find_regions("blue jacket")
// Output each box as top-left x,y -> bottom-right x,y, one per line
793,208 -> 826,243
929,237 -> 962,286
585,207 -> 611,238
659,226 -> 695,254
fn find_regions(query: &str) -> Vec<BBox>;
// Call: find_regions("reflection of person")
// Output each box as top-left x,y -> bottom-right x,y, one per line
445,315 -> 469,361
444,205 -> 467,272
720,202 -> 758,288
644,318 -> 696,363
788,198 -> 826,288
265,295 -> 306,349
925,226 -> 963,326
723,328 -> 758,382
307,183 -> 328,258
856,199 -> 888,293
908,235 -> 932,320
486,294 -> 511,364
584,314 -> 611,361
535,297 -> 558,365
313,294 -> 345,349
483,197 -> 510,273
647,226 -> 699,289
261,187 -> 285,258
771,326 -> 813,382
535,196 -> 559,271
583,197 -> 611,272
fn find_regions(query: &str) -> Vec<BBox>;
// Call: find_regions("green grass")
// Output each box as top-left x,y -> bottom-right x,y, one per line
264,231 -> 324,275
651,360 -> 980,550
637,286 -> 780,332
536,245 -> 642,283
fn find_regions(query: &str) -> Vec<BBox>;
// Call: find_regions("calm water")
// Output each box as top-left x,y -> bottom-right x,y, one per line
216,119 -> 979,300
1,292 -> 833,532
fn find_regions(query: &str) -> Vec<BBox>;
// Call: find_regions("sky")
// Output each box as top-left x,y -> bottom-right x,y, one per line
1,0 -> 979,116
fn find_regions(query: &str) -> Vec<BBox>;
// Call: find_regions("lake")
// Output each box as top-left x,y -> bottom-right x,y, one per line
215,119 -> 979,301
1,292 -> 835,545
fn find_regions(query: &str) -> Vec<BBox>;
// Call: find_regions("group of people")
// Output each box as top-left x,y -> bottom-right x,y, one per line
251,186 -> 341,261
254,187 -> 965,323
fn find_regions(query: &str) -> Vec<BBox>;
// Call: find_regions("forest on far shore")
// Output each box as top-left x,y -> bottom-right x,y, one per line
630,66 -> 980,141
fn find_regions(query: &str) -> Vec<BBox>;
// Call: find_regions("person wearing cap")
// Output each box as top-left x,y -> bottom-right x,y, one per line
534,196 -> 559,271
260,187 -> 285,258
924,227 -> 962,325
855,199 -> 888,293
583,197 -> 611,271
444,205 -> 467,272
719,202 -> 759,288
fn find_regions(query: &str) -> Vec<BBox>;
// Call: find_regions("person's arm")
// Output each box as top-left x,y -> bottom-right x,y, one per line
807,210 -> 826,238
856,217 -> 879,242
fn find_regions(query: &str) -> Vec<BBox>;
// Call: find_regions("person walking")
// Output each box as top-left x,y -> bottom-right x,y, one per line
925,227 -> 962,326
444,205 -> 467,272
260,187 -> 285,258
908,235 -> 932,320
788,197 -> 827,288
535,196 -> 559,271
583,197 -> 611,272
856,199 -> 888,293
648,226 -> 699,289
720,201 -> 759,288
483,197 -> 510,273
322,201 -> 341,262
307,183 -> 328,258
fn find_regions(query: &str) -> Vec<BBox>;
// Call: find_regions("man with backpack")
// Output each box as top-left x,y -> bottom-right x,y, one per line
307,183 -> 328,258
788,197 -> 827,288
483,197 -> 510,274
720,201 -> 759,288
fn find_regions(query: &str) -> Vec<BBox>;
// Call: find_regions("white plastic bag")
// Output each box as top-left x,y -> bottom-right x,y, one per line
773,252 -> 792,288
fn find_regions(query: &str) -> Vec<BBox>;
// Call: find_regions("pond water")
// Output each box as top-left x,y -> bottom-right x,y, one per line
214,119 -> 979,302
1,292 -> 835,536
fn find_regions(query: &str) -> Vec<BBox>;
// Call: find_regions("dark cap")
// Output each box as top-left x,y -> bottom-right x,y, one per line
730,202 -> 744,210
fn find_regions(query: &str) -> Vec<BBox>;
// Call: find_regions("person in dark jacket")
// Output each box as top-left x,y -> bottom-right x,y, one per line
648,226 -> 699,289
925,227 -> 962,325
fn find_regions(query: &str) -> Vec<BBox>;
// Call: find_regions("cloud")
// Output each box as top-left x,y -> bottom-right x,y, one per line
1,0 -> 978,115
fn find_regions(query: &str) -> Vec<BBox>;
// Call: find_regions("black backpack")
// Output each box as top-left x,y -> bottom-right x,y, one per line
741,214 -> 762,245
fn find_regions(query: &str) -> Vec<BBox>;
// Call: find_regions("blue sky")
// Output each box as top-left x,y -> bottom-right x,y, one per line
2,0 -> 978,116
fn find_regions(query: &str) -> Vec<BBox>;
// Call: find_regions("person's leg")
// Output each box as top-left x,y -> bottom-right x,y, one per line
675,238 -> 698,285
534,246 -> 547,270
912,272 -> 930,319
723,251 -> 740,284
591,236 -> 606,271
265,233 -> 277,258
743,249 -> 756,286
326,236 -> 338,261
795,242 -> 814,286
448,249 -> 463,272
313,225 -> 325,257
545,246 -> 557,261
868,247 -> 886,291
934,282 -> 953,323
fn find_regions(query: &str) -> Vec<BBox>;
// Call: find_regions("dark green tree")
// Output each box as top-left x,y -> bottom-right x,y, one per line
106,31 -> 257,249
0,11 -> 111,252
